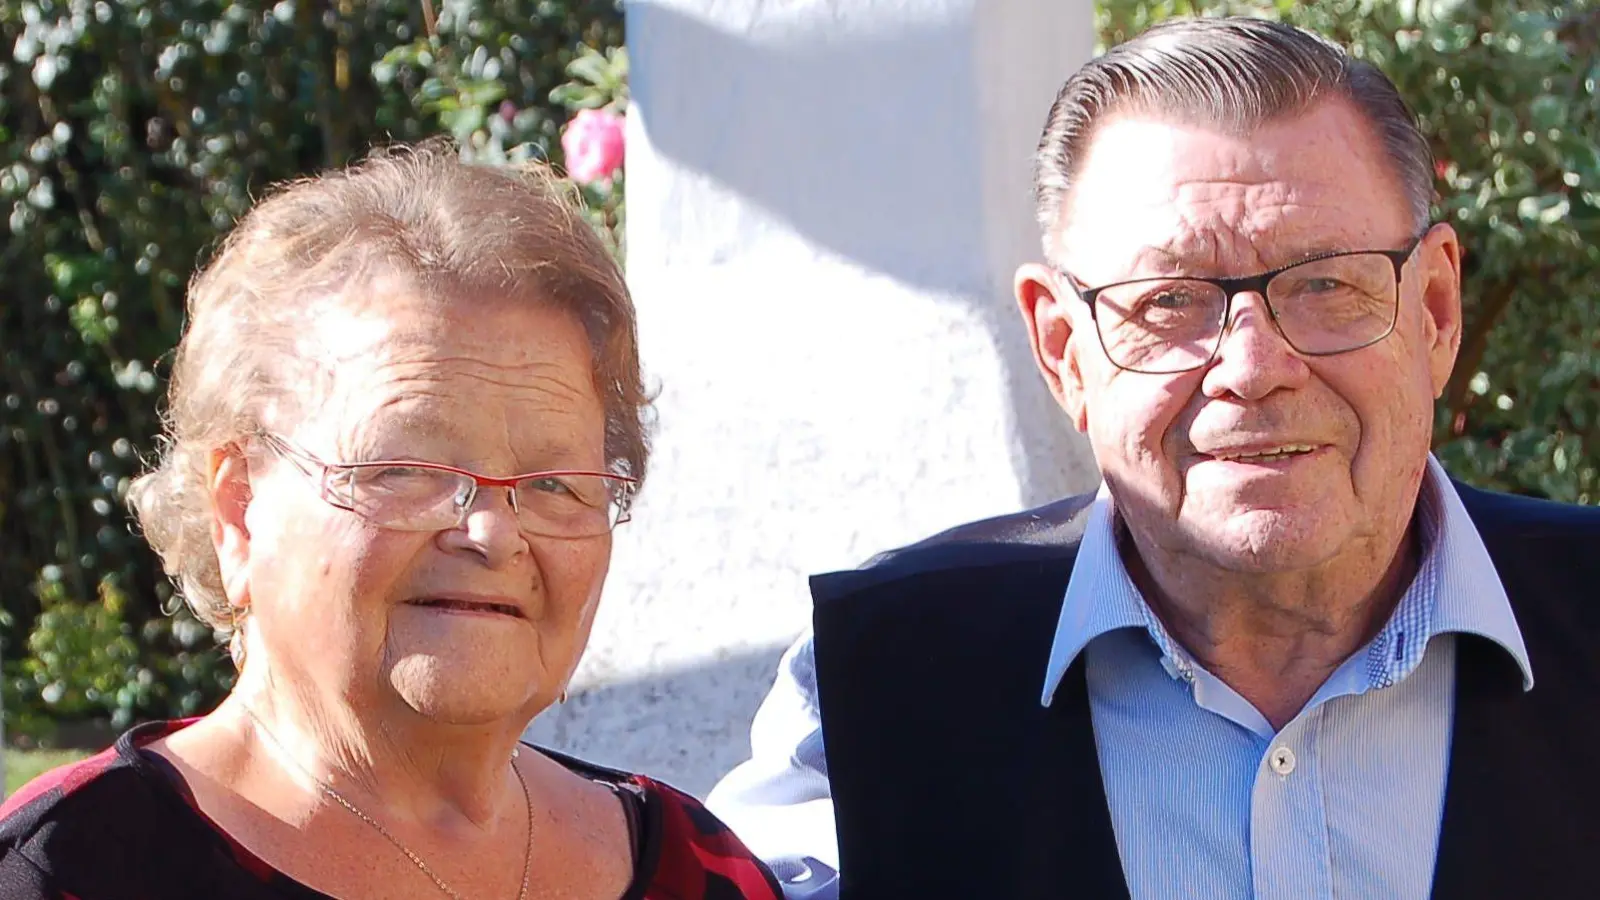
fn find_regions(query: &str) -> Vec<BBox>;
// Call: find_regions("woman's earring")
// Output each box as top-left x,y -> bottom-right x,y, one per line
559,688 -> 569,704
228,606 -> 248,669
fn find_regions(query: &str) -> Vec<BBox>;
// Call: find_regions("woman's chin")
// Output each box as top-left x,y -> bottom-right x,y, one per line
385,654 -> 549,726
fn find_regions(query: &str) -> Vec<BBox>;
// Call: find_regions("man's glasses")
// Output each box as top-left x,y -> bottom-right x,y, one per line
1058,237 -> 1424,375
255,433 -> 638,539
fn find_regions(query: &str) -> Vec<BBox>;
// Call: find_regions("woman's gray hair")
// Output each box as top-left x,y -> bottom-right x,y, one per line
1033,17 -> 1433,245
128,140 -> 651,635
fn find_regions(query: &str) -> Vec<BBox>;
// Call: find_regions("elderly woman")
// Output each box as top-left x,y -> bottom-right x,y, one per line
0,143 -> 780,900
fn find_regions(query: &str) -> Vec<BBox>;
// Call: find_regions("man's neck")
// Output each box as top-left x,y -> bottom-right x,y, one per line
1119,518 -> 1422,731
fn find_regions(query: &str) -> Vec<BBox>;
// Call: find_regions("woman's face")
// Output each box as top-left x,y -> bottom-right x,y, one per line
218,275 -> 613,728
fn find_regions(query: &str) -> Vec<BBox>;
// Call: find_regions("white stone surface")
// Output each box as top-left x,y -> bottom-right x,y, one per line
524,0 -> 1098,801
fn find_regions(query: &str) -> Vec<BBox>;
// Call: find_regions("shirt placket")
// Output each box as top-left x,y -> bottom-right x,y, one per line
1249,707 -> 1333,900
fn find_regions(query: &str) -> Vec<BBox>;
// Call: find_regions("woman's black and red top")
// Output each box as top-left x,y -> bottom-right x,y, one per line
0,720 -> 782,900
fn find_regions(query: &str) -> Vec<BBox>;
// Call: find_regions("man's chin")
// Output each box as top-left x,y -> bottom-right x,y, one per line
1181,506 -> 1348,573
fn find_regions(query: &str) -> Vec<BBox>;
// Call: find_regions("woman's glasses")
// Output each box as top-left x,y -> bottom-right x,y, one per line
255,433 -> 637,539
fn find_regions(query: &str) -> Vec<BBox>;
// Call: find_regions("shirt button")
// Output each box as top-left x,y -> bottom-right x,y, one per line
1269,746 -> 1297,776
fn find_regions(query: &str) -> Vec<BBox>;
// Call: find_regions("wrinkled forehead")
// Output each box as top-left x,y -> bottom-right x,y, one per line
296,272 -> 452,361
1052,102 -> 1414,284
267,272 -> 599,435
295,270 -> 567,364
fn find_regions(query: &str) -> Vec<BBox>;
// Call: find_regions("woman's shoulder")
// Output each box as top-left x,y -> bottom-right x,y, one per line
0,721 -> 202,897
537,747 -> 784,900
1,740 -> 147,844
0,741 -> 154,894
631,773 -> 786,900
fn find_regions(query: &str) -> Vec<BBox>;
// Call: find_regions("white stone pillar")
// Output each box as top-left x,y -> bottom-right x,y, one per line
525,0 -> 1098,798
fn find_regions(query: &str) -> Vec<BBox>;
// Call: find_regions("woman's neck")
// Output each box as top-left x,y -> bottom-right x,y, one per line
218,665 -> 527,832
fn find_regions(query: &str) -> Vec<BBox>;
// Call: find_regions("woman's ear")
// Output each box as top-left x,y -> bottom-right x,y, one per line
208,446 -> 255,610
1015,262 -> 1089,432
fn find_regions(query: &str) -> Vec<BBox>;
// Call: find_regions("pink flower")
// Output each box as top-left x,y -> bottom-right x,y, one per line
561,108 -> 625,184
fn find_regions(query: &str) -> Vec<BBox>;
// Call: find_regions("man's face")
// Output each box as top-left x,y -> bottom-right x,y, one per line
1017,98 -> 1463,574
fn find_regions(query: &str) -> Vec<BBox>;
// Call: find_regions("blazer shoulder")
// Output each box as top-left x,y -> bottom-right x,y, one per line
1453,479 -> 1600,538
811,492 -> 1095,600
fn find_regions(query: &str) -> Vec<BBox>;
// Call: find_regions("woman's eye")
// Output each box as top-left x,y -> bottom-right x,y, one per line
527,477 -> 574,495
371,466 -> 429,483
362,466 -> 446,494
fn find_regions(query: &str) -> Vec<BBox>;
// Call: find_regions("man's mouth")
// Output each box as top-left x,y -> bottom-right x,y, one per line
405,597 -> 526,618
1206,443 -> 1319,463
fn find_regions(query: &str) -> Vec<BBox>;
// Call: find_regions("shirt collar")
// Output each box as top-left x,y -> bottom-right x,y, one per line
1039,454 -> 1533,707
1418,455 -> 1532,689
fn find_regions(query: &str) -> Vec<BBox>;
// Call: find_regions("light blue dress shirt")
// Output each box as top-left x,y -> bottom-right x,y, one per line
708,455 -> 1533,900
1040,454 -> 1533,899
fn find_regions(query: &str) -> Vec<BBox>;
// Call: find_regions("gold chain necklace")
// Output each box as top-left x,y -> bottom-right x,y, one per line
241,706 -> 533,900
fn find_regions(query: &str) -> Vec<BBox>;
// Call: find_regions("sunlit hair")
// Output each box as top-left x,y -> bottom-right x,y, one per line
128,139 -> 650,633
1033,17 -> 1433,252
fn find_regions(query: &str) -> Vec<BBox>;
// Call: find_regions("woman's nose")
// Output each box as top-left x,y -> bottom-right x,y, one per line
442,487 -> 528,568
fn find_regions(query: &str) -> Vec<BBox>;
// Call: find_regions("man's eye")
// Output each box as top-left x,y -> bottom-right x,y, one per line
1303,278 -> 1346,293
1138,287 -> 1205,313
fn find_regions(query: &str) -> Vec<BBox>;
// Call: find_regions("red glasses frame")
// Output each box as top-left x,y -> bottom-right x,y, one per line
255,432 -> 638,535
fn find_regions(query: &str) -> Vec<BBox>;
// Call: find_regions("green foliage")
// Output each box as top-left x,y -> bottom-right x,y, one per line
1,0 -> 623,736
551,43 -> 629,111
7,574 -> 223,737
5,0 -> 1593,736
1099,0 -> 1600,504
554,44 -> 628,261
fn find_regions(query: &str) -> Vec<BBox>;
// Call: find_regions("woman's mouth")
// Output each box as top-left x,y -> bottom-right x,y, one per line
404,596 -> 526,618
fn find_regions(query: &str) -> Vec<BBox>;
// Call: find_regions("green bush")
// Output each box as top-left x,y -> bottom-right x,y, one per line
3,0 -> 1594,738
0,0 -> 623,740
1100,0 -> 1600,504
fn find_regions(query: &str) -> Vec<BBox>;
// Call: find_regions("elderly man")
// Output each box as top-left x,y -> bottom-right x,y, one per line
708,16 -> 1600,900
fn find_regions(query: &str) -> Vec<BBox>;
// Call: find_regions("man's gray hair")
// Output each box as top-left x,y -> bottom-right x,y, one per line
1033,17 -> 1433,246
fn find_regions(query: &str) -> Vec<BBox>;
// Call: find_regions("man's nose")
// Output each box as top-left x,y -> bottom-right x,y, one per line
1201,292 -> 1309,401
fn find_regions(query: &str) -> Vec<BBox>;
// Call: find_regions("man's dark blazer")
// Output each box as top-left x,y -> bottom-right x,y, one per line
810,480 -> 1600,899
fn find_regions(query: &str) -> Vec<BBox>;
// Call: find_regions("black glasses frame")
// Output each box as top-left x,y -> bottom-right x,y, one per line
1057,235 -> 1426,374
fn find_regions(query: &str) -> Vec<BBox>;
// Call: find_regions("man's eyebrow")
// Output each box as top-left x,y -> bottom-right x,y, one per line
1070,234 -> 1389,286
1061,245 -> 1179,285
1086,244 -> 1191,283
1128,244 -> 1184,273
1274,241 -> 1370,266
1130,238 -> 1378,277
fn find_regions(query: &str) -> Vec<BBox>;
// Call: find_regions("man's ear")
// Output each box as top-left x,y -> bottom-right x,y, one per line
1015,262 -> 1089,432
208,446 -> 254,611
1417,223 -> 1464,398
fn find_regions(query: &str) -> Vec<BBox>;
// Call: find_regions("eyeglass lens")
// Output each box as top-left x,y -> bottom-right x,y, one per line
1093,252 -> 1400,374
335,465 -> 623,537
